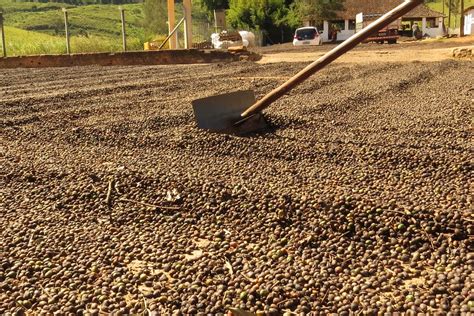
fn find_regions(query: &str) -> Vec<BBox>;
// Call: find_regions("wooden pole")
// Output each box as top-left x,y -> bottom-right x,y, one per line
119,7 -> 127,51
183,0 -> 192,49
167,0 -> 176,49
62,8 -> 71,54
460,0 -> 465,36
448,0 -> 452,35
0,12 -> 6,57
442,0 -> 446,35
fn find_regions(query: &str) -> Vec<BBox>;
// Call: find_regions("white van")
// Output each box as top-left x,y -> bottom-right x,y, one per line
293,27 -> 322,46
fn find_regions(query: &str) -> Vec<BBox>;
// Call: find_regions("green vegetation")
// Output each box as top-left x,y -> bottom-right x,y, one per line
3,26 -> 66,55
0,0 -> 215,56
0,0 -> 145,38
225,0 -> 345,44
425,0 -> 473,13
425,0 -> 473,28
226,0 -> 299,43
296,0 -> 344,22
3,26 -> 144,55
197,0 -> 229,10
143,0 -> 167,34
0,0 -> 148,55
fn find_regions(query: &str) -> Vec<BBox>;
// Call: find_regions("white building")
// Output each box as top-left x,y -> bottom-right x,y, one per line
304,0 -> 446,43
464,6 -> 474,35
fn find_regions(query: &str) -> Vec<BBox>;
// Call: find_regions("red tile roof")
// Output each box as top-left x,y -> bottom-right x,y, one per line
325,0 -> 445,20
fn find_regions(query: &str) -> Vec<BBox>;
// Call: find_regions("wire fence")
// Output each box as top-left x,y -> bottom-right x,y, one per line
0,6 -> 144,57
0,7 -> 264,57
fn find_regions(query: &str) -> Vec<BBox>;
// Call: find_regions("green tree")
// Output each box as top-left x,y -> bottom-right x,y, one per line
227,0 -> 299,43
448,0 -> 461,15
226,0 -> 344,44
143,0 -> 168,35
295,0 -> 345,25
198,0 -> 229,10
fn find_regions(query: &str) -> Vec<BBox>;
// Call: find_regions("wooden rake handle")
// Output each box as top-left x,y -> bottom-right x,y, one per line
241,0 -> 424,118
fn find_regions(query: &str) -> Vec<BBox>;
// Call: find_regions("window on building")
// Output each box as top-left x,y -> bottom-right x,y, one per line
426,17 -> 438,28
330,20 -> 346,31
348,20 -> 356,30
316,22 -> 324,32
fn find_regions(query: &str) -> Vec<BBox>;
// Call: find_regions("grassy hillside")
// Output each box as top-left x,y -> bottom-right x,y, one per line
2,26 -> 144,55
3,26 -> 66,55
0,0 -> 149,55
0,0 -> 145,38
0,0 -> 211,56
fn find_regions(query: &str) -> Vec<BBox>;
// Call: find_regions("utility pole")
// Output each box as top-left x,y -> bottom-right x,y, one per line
448,0 -> 452,35
62,8 -> 71,54
0,12 -> 6,57
119,7 -> 127,51
442,0 -> 446,36
460,0 -> 465,36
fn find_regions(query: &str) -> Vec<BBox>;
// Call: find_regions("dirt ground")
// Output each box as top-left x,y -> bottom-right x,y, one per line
255,36 -> 474,64
1,39 -> 473,315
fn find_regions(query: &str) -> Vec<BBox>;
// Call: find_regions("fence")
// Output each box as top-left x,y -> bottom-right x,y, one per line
0,5 -> 143,57
0,4 -> 266,58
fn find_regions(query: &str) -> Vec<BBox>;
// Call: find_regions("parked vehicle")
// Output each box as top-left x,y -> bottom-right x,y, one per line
365,25 -> 399,44
293,27 -> 322,46
357,14 -> 401,44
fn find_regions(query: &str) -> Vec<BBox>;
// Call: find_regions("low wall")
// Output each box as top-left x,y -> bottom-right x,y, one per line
0,49 -> 253,69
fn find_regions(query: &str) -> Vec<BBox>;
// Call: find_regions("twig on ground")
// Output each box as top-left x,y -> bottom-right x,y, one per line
321,288 -> 330,304
136,286 -> 151,316
277,298 -> 294,307
222,290 -> 227,306
143,296 -> 151,316
28,233 -> 35,247
118,198 -> 182,211
386,268 -> 396,275
114,181 -> 122,194
421,227 -> 435,250
105,178 -> 115,208
386,209 -> 407,215
39,284 -> 53,299
240,272 -> 256,283
224,258 -> 234,278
